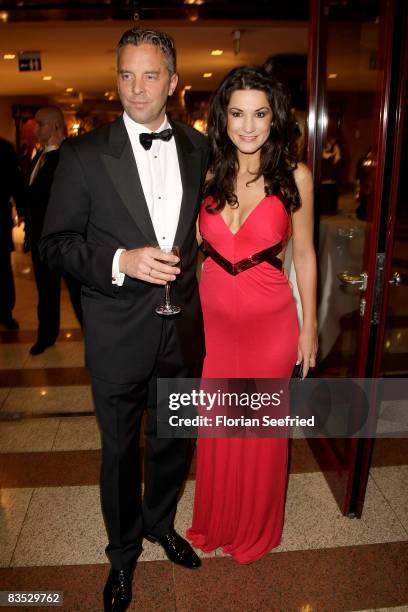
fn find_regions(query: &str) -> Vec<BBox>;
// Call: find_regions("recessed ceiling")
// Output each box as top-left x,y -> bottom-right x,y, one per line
0,18 -> 379,104
0,20 -> 307,100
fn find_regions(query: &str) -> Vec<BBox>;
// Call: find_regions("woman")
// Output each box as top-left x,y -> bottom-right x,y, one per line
186,66 -> 318,564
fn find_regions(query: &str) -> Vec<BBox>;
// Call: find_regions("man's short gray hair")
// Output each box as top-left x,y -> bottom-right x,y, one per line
117,28 -> 177,74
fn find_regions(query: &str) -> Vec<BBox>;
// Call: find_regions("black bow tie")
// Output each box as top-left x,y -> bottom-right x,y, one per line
139,128 -> 173,150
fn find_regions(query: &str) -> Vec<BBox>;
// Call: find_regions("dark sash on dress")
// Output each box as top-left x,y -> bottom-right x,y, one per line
202,239 -> 284,276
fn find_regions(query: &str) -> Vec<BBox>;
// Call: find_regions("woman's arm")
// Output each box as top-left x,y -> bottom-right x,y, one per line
291,162 -> 318,377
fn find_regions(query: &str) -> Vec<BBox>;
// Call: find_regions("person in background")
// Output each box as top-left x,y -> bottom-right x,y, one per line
25,106 -> 82,356
18,142 -> 37,185
0,137 -> 25,330
40,28 -> 209,611
320,135 -> 342,215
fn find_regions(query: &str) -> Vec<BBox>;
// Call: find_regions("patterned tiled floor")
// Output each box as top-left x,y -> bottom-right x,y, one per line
0,248 -> 407,611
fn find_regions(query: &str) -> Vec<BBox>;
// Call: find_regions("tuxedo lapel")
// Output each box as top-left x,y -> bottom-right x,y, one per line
100,117 -> 157,244
172,122 -> 202,248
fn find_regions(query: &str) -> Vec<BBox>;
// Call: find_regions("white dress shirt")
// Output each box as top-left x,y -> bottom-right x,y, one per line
112,112 -> 183,286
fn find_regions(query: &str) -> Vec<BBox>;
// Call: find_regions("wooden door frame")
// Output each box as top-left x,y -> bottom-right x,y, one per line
371,1 -> 408,377
306,0 -> 401,516
352,0 -> 408,517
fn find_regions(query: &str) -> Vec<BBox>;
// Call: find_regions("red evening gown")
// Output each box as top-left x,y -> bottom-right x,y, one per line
186,194 -> 299,564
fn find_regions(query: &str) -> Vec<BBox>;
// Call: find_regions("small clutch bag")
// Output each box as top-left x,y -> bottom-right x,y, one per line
291,362 -> 304,379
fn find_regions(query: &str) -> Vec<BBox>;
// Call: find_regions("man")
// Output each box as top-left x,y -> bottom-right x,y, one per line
40,29 -> 208,611
0,137 -> 24,330
26,106 -> 82,355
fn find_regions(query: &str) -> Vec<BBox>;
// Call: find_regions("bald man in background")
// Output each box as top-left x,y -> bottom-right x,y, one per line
25,106 -> 82,355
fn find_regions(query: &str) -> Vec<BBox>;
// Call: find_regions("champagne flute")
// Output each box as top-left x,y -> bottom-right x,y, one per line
155,244 -> 181,315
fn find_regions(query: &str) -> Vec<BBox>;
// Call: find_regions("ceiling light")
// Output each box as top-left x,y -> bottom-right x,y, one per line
3,54 -> 16,60
66,87 -> 74,92
43,75 -> 52,81
328,73 -> 338,79
203,73 -> 213,78
184,85 -> 192,90
184,0 -> 204,4
211,49 -> 223,56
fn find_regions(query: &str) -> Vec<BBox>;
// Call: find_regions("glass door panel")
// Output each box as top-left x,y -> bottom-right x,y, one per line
306,0 -> 403,516
379,101 -> 408,376
316,17 -> 380,377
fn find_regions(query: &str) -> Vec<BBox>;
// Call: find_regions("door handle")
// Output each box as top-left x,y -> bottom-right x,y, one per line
388,271 -> 402,286
337,271 -> 368,291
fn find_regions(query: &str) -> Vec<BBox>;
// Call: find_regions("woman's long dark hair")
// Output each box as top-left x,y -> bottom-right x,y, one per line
205,65 -> 301,212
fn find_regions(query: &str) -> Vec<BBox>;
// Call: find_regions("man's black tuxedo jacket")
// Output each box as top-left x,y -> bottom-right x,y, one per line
40,117 -> 209,384
25,149 -> 60,246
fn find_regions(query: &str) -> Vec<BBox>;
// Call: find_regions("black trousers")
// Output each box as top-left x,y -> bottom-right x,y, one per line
0,248 -> 15,320
31,245 -> 82,344
92,320 -> 202,571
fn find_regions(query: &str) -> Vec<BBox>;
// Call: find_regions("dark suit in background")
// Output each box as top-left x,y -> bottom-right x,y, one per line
26,147 -> 82,349
0,137 -> 24,328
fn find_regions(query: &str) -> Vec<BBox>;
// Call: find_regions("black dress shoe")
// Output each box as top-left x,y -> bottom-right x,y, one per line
103,568 -> 133,612
0,316 -> 19,330
145,529 -> 201,569
29,341 -> 54,356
